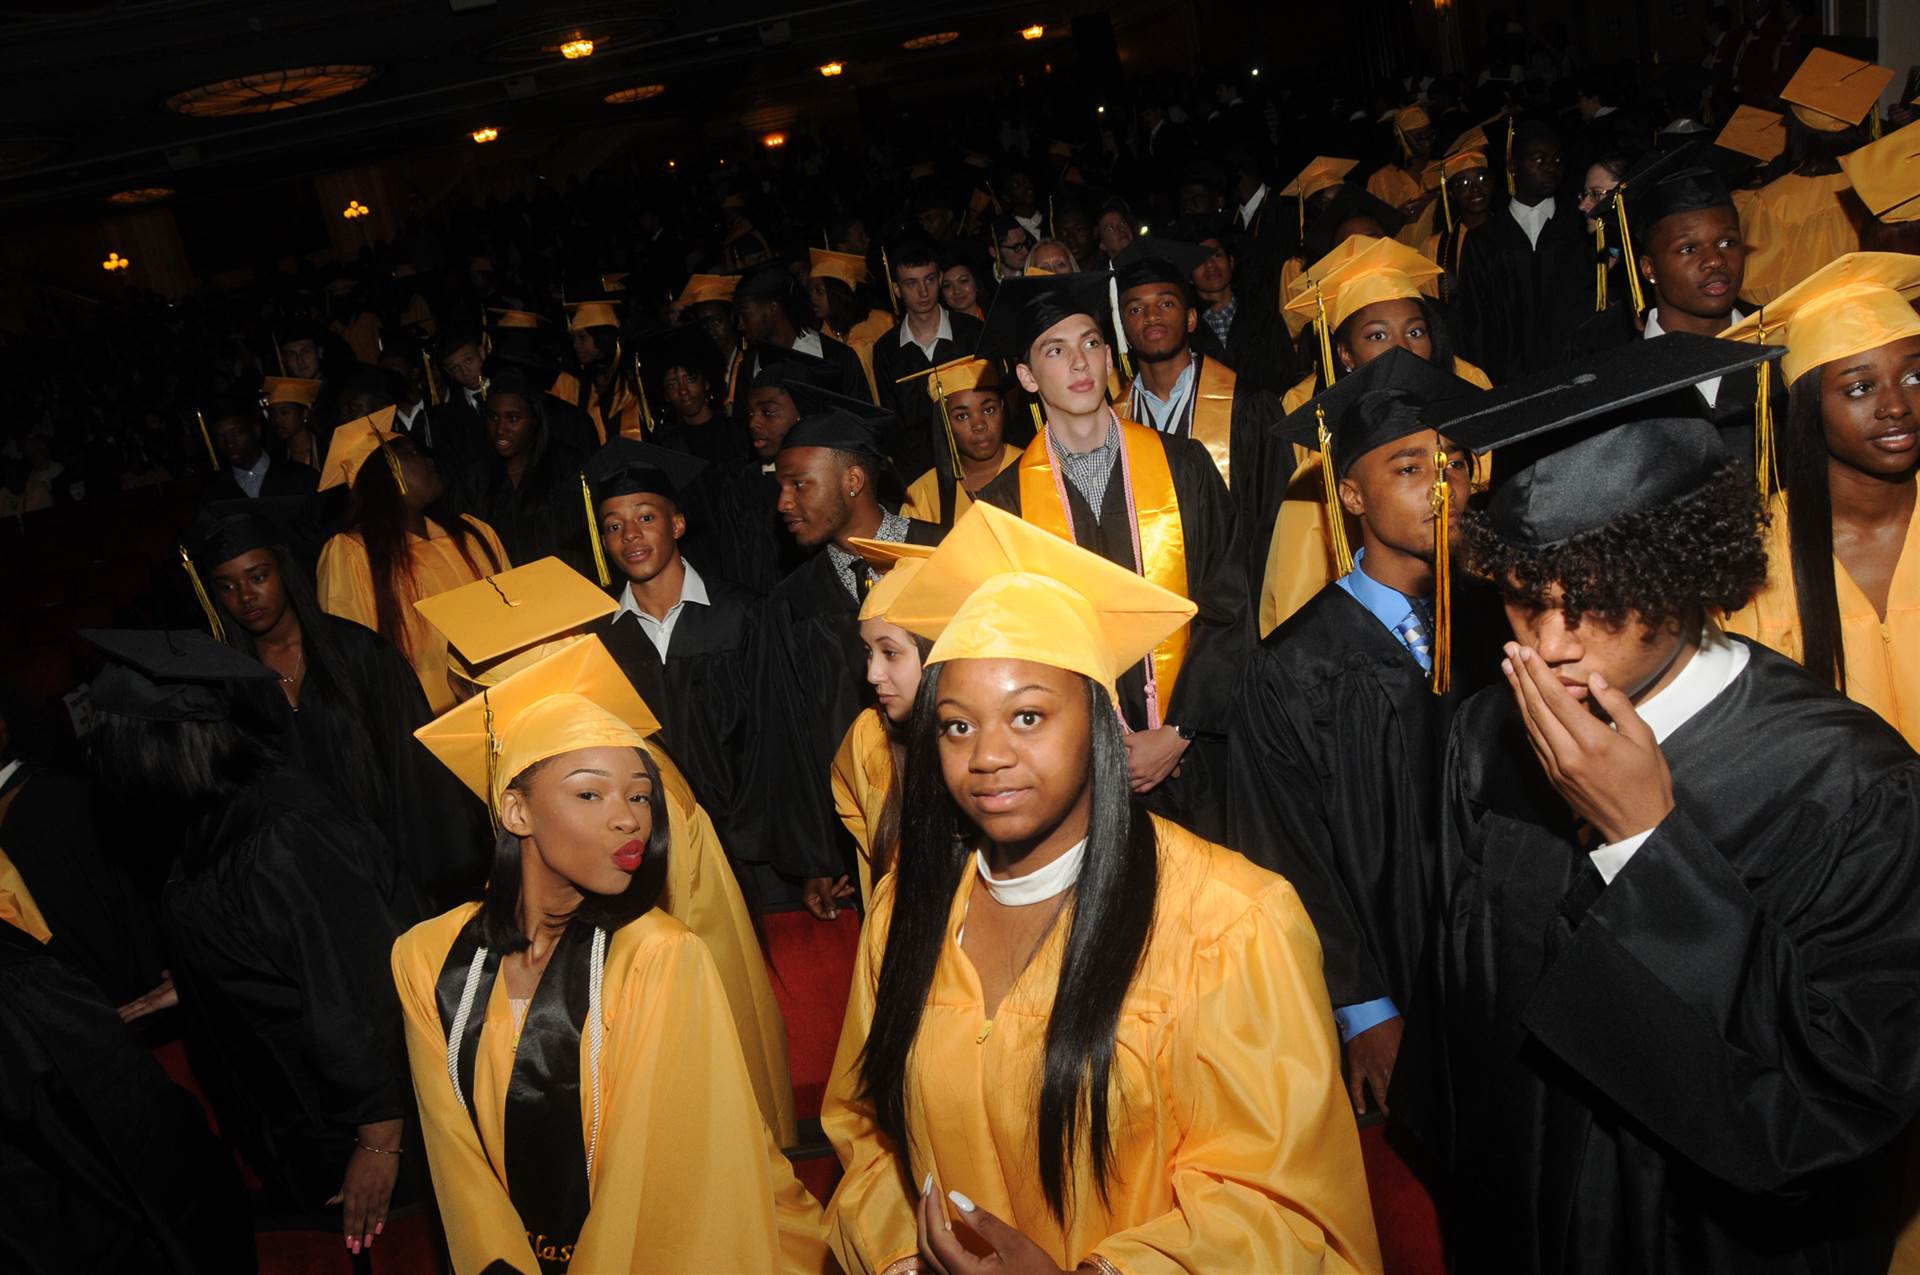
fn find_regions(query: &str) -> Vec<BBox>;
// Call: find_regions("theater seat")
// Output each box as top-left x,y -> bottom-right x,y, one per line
1359,1122 -> 1446,1275
761,906 -> 862,1123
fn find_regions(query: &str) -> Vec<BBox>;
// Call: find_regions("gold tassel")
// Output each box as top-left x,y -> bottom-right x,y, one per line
1594,220 -> 1609,312
581,471 -> 611,587
1440,176 -> 1454,235
635,349 -> 655,434
273,331 -> 286,376
1870,111 -> 1882,141
194,409 -> 220,469
1030,399 -> 1045,434
1504,116 -> 1516,197
482,690 -> 500,833
1048,195 -> 1056,240
1429,446 -> 1452,695
421,348 -> 441,406
931,368 -> 964,480
379,438 -> 408,495
1316,405 -> 1355,577
1313,282 -> 1338,390
178,546 -> 225,642
1297,191 -> 1306,239
881,248 -> 899,315
1615,184 -> 1645,315
1754,362 -> 1776,503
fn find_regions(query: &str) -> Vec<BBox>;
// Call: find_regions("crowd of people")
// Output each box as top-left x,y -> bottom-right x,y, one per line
5,12 -> 1920,1275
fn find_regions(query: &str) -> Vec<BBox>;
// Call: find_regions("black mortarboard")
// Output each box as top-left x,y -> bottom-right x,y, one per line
84,628 -> 277,723
1278,347 -> 1484,476
635,325 -> 724,394
977,274 -> 1113,363
780,384 -> 895,462
1604,142 -> 1735,248
1430,333 -> 1783,547
184,497 -> 309,569
1111,237 -> 1218,294
735,262 -> 798,301
583,438 -> 709,505
749,342 -> 836,393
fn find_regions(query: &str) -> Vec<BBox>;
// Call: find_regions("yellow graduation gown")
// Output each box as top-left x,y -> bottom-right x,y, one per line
900,445 -> 1022,525
1739,172 -> 1861,308
1260,358 -> 1493,636
822,816 -> 1382,1274
649,744 -> 798,1146
392,904 -> 830,1275
844,310 -> 898,401
317,516 -> 509,713
830,707 -> 893,905
1722,490 -> 1920,748
0,846 -> 51,943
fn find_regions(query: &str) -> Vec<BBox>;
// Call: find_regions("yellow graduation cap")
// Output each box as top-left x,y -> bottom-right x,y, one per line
808,247 -> 870,290
1279,157 -> 1361,233
566,300 -> 622,332
1392,105 -> 1431,158
413,635 -> 657,814
262,376 -> 322,409
1426,150 -> 1489,232
1715,105 -> 1788,163
1781,48 -> 1894,133
600,272 -> 630,293
1282,235 -> 1444,368
885,502 -> 1195,700
1722,251 -> 1920,387
846,540 -> 937,622
896,355 -> 1003,477
1839,120 -> 1920,223
487,308 -> 546,329
413,556 -> 619,681
1024,264 -> 1057,277
675,274 -> 739,309
316,406 -> 406,492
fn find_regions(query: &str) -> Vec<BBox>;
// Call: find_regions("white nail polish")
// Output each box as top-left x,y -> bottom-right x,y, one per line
948,1190 -> 976,1213
922,1171 -> 934,1196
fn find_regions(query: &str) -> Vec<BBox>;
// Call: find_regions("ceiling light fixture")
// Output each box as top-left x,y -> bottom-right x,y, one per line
343,200 -> 370,220
470,126 -> 499,143
604,83 -> 666,104
762,132 -> 788,148
101,252 -> 130,273
818,61 -> 844,77
166,65 -> 375,118
560,37 -> 595,59
107,187 -> 173,206
902,32 -> 959,50
1021,24 -> 1046,40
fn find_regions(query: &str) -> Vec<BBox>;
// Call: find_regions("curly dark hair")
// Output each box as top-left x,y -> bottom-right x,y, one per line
1464,463 -> 1769,629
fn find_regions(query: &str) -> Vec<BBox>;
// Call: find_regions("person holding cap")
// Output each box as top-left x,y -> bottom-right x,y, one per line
974,273 -> 1249,839
396,637 -> 827,1274
1721,252 -> 1920,747
1228,348 -> 1484,1120
1409,334 -> 1920,1274
822,502 -> 1380,1275
315,408 -> 508,713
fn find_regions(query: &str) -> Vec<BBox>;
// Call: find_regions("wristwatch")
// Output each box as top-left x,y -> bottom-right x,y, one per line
1174,723 -> 1197,741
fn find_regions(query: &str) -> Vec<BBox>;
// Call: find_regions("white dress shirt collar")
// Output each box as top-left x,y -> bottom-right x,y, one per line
232,451 -> 271,499
898,308 -> 954,360
792,329 -> 825,358
1509,195 -> 1556,249
615,562 -> 710,659
1238,182 -> 1269,225
1642,307 -> 1744,407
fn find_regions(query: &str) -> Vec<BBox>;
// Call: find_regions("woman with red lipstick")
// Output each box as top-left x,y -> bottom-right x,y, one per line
831,542 -> 934,904
1723,252 -> 1920,746
823,504 -> 1380,1275
397,638 -> 828,1275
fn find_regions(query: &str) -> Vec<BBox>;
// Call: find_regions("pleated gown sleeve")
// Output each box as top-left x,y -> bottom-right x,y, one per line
830,707 -> 892,906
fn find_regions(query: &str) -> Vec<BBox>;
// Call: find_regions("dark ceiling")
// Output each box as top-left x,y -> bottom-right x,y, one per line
0,0 -> 1101,219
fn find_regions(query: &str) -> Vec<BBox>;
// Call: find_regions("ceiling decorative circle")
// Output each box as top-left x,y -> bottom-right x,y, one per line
108,187 -> 174,205
166,65 -> 376,118
604,84 -> 667,104
902,32 -> 960,50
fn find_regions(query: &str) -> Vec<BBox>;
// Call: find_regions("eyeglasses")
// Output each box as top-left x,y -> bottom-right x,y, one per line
1000,236 -> 1036,252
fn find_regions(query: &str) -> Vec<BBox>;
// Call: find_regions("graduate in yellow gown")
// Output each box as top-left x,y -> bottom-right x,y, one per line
823,503 -> 1381,1275
830,543 -> 935,904
1365,106 -> 1442,250
414,558 -> 799,1146
1721,252 -> 1920,747
811,247 -> 898,398
1264,237 -> 1492,635
1738,50 -> 1892,306
397,637 -> 829,1275
315,409 -> 509,712
897,357 -> 1022,528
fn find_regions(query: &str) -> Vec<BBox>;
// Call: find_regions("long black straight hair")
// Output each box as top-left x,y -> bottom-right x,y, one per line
859,663 -> 1159,1218
477,744 -> 672,954
870,631 -> 936,875
1781,367 -> 1848,690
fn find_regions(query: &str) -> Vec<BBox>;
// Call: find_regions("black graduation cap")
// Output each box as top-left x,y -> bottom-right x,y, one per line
1111,237 -> 1218,294
634,325 -> 724,395
184,497 -> 309,569
749,342 -> 836,393
977,273 -> 1113,364
83,628 -> 277,723
1429,333 -> 1783,548
583,437 -> 709,505
780,384 -> 895,463
1278,347 -> 1485,476
1604,142 -> 1736,248
735,262 -> 796,301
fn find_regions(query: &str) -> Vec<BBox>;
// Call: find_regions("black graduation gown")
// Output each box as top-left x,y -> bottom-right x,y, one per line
452,447 -> 596,580
202,456 -> 320,503
977,431 -> 1249,841
1451,199 -> 1595,383
0,765 -> 164,1005
0,923 -> 253,1275
702,460 -> 796,595
236,614 -> 488,910
587,573 -> 773,886
758,518 -> 944,887
163,768 -> 417,1207
1130,353 -> 1284,536
1225,586 -> 1454,1018
1415,641 -> 1920,1274
869,309 -> 988,481
427,390 -> 492,475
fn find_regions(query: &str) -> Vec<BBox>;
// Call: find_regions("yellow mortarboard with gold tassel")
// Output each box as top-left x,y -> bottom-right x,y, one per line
1426,149 -> 1489,236
413,634 -> 656,819
846,540 -> 938,623
1282,236 -> 1445,388
808,248 -> 870,290
565,300 -> 622,332
1722,251 -> 1920,502
1279,156 -> 1360,238
896,355 -> 1003,483
674,275 -> 739,310
413,556 -> 619,691
1781,48 -> 1893,136
262,376 -> 322,409
1838,120 -> 1920,224
315,406 -> 408,494
1714,106 -> 1788,163
884,502 -> 1194,703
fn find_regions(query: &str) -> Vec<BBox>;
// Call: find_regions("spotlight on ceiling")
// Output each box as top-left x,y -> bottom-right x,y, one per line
818,61 -> 844,77
102,252 -> 130,273
762,132 -> 788,149
1021,24 -> 1046,40
560,37 -> 594,60
470,126 -> 499,143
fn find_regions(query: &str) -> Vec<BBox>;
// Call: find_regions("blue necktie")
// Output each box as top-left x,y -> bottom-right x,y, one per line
1395,607 -> 1433,673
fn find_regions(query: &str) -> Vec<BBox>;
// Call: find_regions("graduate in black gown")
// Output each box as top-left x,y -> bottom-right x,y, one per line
451,366 -> 596,578
1404,335 -> 1920,1274
974,275 -> 1250,842
186,499 -> 489,908
762,397 -> 941,915
580,439 -> 776,896
1227,349 -> 1485,1117
714,345 -> 838,593
84,630 -> 421,1256
0,919 -> 253,1275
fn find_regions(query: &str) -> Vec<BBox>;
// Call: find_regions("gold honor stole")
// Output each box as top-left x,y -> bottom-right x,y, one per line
1019,418 -> 1191,718
1190,357 -> 1237,489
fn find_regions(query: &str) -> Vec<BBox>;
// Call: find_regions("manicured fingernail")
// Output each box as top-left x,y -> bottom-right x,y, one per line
1501,658 -> 1514,677
922,1172 -> 934,1196
1518,646 -> 1531,662
948,1190 -> 975,1213
1591,673 -> 1609,690
374,1223 -> 384,1235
